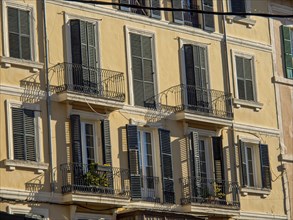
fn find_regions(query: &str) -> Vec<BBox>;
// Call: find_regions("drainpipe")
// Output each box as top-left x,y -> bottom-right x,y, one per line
43,0 -> 54,192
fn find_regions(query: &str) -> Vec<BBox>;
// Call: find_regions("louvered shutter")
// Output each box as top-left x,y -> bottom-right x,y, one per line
184,45 -> 196,108
151,0 -> 161,19
126,125 -> 142,199
101,120 -> 112,165
159,129 -> 174,203
282,26 -> 293,79
231,0 -> 246,13
202,0 -> 214,31
172,0 -> 183,23
12,108 -> 36,161
70,115 -> 82,164
190,131 -> 201,197
239,140 -> 248,187
259,144 -> 272,189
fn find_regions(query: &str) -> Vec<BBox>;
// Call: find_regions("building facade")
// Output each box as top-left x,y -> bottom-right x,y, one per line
0,0 -> 289,219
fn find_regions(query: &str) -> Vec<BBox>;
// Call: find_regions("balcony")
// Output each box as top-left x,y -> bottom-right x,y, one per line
144,84 -> 233,124
119,0 -> 160,19
50,63 -> 125,109
60,163 -> 130,202
140,176 -> 161,203
180,177 -> 240,209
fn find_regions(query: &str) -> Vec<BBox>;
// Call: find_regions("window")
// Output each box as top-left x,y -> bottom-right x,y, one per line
240,140 -> 271,189
235,56 -> 255,101
282,26 -> 293,79
230,0 -> 246,14
7,7 -> 31,60
119,0 -> 161,19
130,33 -> 155,107
172,0 -> 214,31
81,122 -> 96,165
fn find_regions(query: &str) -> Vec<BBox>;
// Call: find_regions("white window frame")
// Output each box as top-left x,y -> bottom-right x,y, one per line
125,26 -> 159,106
64,13 -> 101,85
7,205 -> 49,220
5,100 -> 47,173
1,0 -> 37,61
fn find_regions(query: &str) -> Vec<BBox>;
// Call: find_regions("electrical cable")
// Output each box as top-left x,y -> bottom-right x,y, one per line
65,0 -> 293,18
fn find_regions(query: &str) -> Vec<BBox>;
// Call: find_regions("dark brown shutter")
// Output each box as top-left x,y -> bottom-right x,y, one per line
259,144 -> 272,189
202,0 -> 214,31
126,125 -> 142,199
190,131 -> 201,197
24,109 -> 36,161
101,119 -> 112,165
239,140 -> 247,187
159,129 -> 174,203
70,115 -> 82,164
282,26 -> 293,79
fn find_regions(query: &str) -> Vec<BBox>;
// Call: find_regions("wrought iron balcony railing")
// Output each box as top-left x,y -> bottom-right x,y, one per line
180,177 -> 240,208
60,163 -> 130,198
51,63 -> 125,102
140,175 -> 160,203
144,84 -> 233,119
119,0 -> 160,18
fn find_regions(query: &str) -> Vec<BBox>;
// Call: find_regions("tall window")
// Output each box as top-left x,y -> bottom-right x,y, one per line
282,26 -> 293,79
235,56 -> 255,101
130,33 -> 155,107
8,7 -> 31,60
81,122 -> 96,165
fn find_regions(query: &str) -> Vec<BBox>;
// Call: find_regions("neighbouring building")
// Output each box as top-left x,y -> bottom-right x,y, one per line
0,0 -> 289,219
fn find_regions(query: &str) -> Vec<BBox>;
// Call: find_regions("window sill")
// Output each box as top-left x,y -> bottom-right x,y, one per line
272,76 -> 293,87
4,159 -> 49,174
226,15 -> 256,28
0,56 -> 43,73
241,187 -> 271,198
233,98 -> 263,111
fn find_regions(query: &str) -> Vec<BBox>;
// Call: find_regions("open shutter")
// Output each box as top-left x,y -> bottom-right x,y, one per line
159,129 -> 174,203
70,115 -> 82,164
259,144 -> 272,189
202,0 -> 214,31
151,0 -> 161,19
239,140 -> 247,187
282,26 -> 293,79
190,131 -> 201,198
126,125 -> 142,199
172,0 -> 183,23
101,120 -> 112,165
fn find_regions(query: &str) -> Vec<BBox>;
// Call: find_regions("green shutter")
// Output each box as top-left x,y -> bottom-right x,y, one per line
282,26 -> 293,79
159,129 -> 174,203
190,131 -> 201,198
202,0 -> 214,31
259,144 -> 272,189
239,140 -> 248,187
126,125 -> 142,199
101,120 -> 112,165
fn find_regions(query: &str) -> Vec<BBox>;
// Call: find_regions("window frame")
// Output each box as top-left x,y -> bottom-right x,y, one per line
125,27 -> 159,107
7,205 -> 49,220
2,0 -> 37,61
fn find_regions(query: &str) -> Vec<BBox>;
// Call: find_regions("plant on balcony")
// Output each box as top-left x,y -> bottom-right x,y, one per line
84,163 -> 110,187
213,182 -> 225,199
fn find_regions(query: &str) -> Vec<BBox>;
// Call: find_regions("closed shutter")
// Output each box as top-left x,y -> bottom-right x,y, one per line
8,7 -> 31,60
159,129 -> 174,203
172,0 -> 183,23
259,144 -> 272,189
202,0 -> 214,31
12,108 -> 36,161
101,120 -> 112,165
126,125 -> 142,199
190,131 -> 201,197
239,140 -> 248,187
70,115 -> 82,164
151,0 -> 161,19
231,0 -> 246,13
282,26 -> 293,79
130,33 -> 154,107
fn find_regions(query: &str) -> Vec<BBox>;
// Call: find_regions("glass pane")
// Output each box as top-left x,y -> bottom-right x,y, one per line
85,124 -> 93,135
244,58 -> 252,79
143,59 -> 153,82
130,33 -> 141,57
132,57 -> 143,80
246,80 -> 254,101
237,79 -> 245,99
21,36 -> 31,60
236,56 -> 244,78
142,36 -> 152,59
8,7 -> 19,33
20,10 -> 30,35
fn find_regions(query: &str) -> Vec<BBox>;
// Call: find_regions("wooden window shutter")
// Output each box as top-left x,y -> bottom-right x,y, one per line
151,0 -> 161,19
8,7 -> 31,60
282,26 -> 293,79
190,131 -> 201,197
101,119 -> 112,165
159,129 -> 174,203
184,44 -> 196,86
12,108 -> 36,161
259,144 -> 272,189
126,124 -> 142,199
202,0 -> 214,31
70,115 -> 82,164
239,140 -> 248,187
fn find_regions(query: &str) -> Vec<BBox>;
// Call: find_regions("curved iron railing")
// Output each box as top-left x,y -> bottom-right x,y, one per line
50,63 -> 125,102
144,84 -> 233,119
180,177 -> 239,208
60,163 -> 130,198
